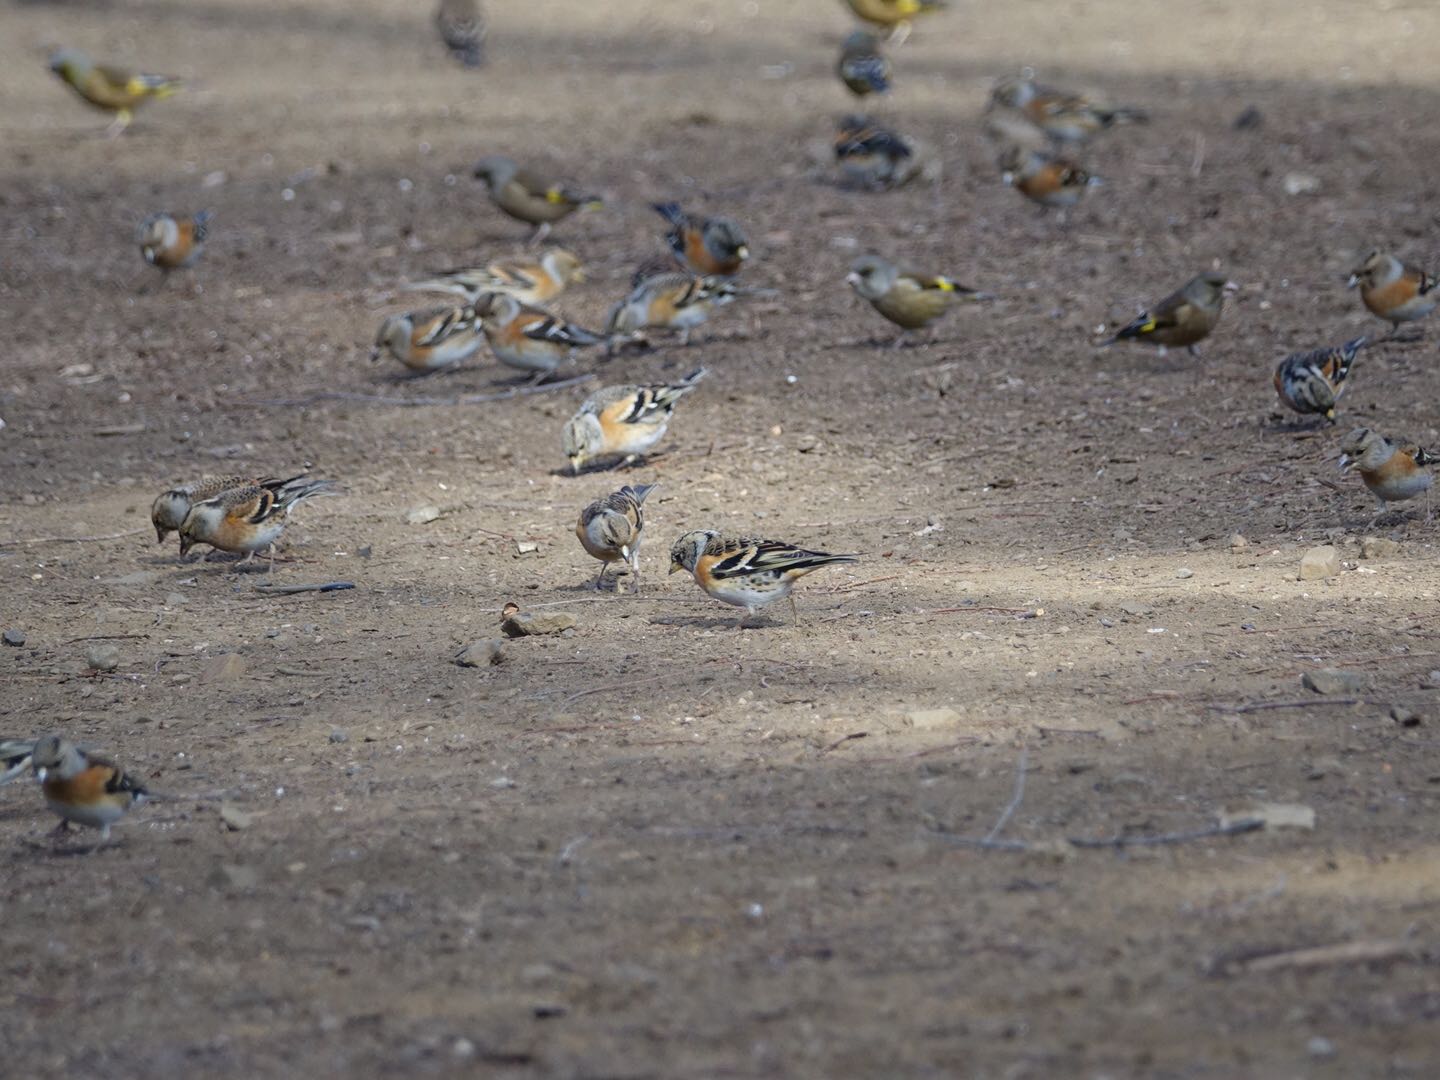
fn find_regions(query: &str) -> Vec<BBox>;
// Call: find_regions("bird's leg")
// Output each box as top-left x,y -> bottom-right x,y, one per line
892,330 -> 911,349
887,20 -> 911,45
679,327 -> 691,347
789,596 -> 799,625
104,109 -> 131,139
267,544 -> 277,575
528,222 -> 551,247
592,563 -> 609,592
238,551 -> 256,570
1187,344 -> 1203,359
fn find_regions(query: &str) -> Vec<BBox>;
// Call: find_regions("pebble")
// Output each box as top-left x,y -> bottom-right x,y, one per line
1307,1037 -> 1336,1059
1360,536 -> 1401,560
212,864 -> 260,891
1301,668 -> 1364,695
165,592 -> 189,607
219,802 -> 254,831
86,643 -> 120,672
1298,545 -> 1340,581
1175,568 -> 1193,579
906,707 -> 961,730
1283,172 -> 1321,196
329,729 -> 350,744
2,629 -> 25,647
406,505 -> 442,525
1390,706 -> 1421,727
502,611 -> 578,637
1229,533 -> 1249,554
455,639 -> 505,666
202,653 -> 248,683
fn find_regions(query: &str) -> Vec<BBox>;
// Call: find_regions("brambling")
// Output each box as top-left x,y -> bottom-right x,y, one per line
1348,251 -> 1439,337
31,735 -> 148,846
436,0 -> 486,68
838,31 -> 890,98
151,472 -> 307,546
576,483 -> 658,591
48,49 -> 180,137
604,272 -> 741,353
988,74 -> 1147,144
846,254 -> 991,343
1101,271 -> 1236,357
178,476 -> 338,570
562,367 -> 707,473
669,531 -> 859,626
652,202 -> 750,277
844,0 -> 946,43
473,155 -> 602,243
999,145 -> 1100,211
371,304 -> 484,374
407,248 -> 584,306
470,292 -> 604,381
1273,337 -> 1367,423
1339,427 -> 1437,526
1,738 -> 35,787
834,114 -> 926,190
138,210 -> 212,277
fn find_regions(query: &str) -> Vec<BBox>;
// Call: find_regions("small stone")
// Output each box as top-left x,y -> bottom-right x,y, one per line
202,653 -> 248,683
514,541 -> 539,555
406,505 -> 442,525
906,707 -> 961,730
1360,536 -> 1401,560
1098,617 -> 1115,628
86,643 -> 121,672
1298,545 -> 1340,581
1232,105 -> 1264,131
1229,533 -> 1249,554
455,639 -> 505,666
452,1039 -> 476,1061
1220,802 -> 1316,831
1283,172 -> 1321,196
329,729 -> 350,743
211,863 -> 260,890
164,592 -> 188,607
501,612 -> 578,637
1306,1037 -> 1336,1059
1175,568 -> 1194,579
1390,706 -> 1421,727
1301,668 -> 1365,695
219,802 -> 254,831
357,545 -> 372,558
2,629 -> 25,647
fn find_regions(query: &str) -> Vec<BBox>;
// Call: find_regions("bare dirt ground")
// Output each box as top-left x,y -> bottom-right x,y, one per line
5,0 -> 1440,1076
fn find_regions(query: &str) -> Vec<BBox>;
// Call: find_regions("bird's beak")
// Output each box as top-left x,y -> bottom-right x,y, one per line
844,272 -> 861,287
568,457 -> 581,475
572,268 -> 587,283
35,766 -> 48,782
1338,454 -> 1353,472
668,562 -> 682,575
736,245 -> 750,260
1223,281 -> 1240,293
1001,171 -> 1015,185
1346,273 -> 1360,289
142,246 -> 154,261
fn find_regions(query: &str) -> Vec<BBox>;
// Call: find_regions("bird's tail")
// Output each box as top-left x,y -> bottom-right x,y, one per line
276,477 -> 340,513
651,201 -> 686,227
1333,336 -> 1367,387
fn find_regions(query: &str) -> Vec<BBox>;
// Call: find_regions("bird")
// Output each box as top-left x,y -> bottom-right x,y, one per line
435,0 -> 487,68
151,473 -> 308,547
469,292 -> 604,380
177,477 -> 338,570
473,156 -> 602,243
1100,271 -> 1236,357
48,48 -> 180,137
1273,337 -> 1367,423
604,272 -> 742,354
846,254 -> 990,343
834,114 -> 928,190
137,211 -> 212,279
652,203 -> 750,277
987,74 -> 1147,144
406,248 -> 584,306
837,31 -> 891,98
1339,427 -> 1437,526
1348,251 -> 1439,338
999,145 -> 1100,211
843,0 -> 946,43
30,734 -> 149,847
371,304 -> 484,374
575,483 -> 658,591
1,738 -> 35,787
562,368 -> 708,473
669,531 -> 859,626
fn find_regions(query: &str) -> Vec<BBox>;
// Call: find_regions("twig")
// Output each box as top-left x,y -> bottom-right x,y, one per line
0,527 -> 148,548
821,731 -> 868,753
1206,698 -> 1368,715
926,606 -> 1040,618
249,373 -> 595,408
252,581 -> 355,595
984,750 -> 1028,843
822,575 -> 901,594
934,817 -> 1264,853
1190,132 -> 1206,177
63,634 -> 150,644
1230,939 -> 1418,975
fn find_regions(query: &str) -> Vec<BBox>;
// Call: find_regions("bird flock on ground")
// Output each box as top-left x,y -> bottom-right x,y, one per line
10,0 -> 1440,846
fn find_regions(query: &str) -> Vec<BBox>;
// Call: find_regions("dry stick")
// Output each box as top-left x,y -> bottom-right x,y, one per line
252,581 -> 355,595
823,575 -> 901,594
983,749 -> 1029,843
937,818 -> 1264,853
0,527 -> 149,548
249,372 -> 596,408
926,606 -> 1038,616
1234,939 -> 1418,975
821,731 -> 868,753
1207,697 -> 1372,715
63,633 -> 150,644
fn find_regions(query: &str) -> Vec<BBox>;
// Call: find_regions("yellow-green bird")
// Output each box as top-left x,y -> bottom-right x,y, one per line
48,49 -> 180,137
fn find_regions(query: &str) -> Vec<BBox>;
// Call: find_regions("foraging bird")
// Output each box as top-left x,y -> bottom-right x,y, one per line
837,31 -> 890,98
834,114 -> 927,190
1339,427 -> 1437,526
562,368 -> 708,473
138,211 -> 212,277
1101,271 -> 1235,356
843,0 -> 946,43
152,473 -> 308,547
604,272 -> 741,353
999,146 -> 1100,210
669,531 -> 859,626
1,738 -> 35,787
473,155 -> 602,243
371,304 -> 484,374
178,477 -> 338,570
1348,251 -> 1439,337
1273,337 -> 1366,423
470,292 -> 604,380
846,254 -> 990,342
575,484 -> 658,591
48,49 -> 180,137
652,202 -> 750,277
435,0 -> 486,68
30,735 -> 148,847
407,248 -> 584,306
987,74 -> 1147,144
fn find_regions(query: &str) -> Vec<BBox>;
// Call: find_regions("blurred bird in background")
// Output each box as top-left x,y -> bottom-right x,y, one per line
48,48 -> 180,137
435,0 -> 487,68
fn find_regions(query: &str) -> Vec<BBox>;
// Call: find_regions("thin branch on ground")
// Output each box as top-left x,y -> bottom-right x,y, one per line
984,749 -> 1028,843
1206,698 -> 1370,715
925,606 -> 1040,617
248,372 -> 595,408
936,817 -> 1264,853
0,527 -> 149,547
253,581 -> 355,595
